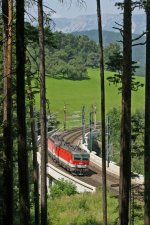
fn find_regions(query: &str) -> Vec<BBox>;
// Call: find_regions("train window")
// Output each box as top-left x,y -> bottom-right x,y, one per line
73,155 -> 81,160
82,155 -> 89,160
73,154 -> 89,160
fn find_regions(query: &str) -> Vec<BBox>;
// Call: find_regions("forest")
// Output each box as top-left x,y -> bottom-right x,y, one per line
73,29 -> 146,75
0,1 -> 150,225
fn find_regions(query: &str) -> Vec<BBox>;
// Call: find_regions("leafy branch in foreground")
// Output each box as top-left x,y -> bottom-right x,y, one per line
105,43 -> 144,92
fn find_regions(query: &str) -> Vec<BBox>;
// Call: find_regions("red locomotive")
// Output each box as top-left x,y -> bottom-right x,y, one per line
48,135 -> 90,175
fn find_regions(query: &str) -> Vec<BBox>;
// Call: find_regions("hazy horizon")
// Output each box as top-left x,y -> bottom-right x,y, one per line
46,0 -> 122,18
28,0 -> 144,20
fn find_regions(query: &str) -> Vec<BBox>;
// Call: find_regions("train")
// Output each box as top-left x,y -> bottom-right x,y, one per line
48,135 -> 90,175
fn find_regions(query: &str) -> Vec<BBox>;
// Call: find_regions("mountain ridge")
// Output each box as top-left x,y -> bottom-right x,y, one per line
53,13 -> 146,34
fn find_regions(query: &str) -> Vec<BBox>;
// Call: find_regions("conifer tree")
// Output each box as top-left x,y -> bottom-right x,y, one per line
96,0 -> 107,224
2,0 -> 13,224
119,0 -> 132,224
144,1 -> 150,224
38,1 -> 47,225
16,0 -> 30,224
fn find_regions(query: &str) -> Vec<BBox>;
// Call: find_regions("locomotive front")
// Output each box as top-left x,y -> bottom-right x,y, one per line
71,148 -> 90,175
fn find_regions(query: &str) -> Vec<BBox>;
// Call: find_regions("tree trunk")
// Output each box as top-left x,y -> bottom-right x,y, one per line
119,0 -> 132,224
16,0 -> 30,224
2,0 -> 13,224
144,1 -> 150,224
38,1 -> 47,225
96,1 -> 107,224
26,71 -> 40,225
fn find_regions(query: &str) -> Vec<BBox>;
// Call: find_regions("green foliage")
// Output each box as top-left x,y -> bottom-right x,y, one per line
105,43 -> 122,72
105,43 -> 144,92
50,179 -> 77,199
108,108 -> 121,164
44,31 -> 99,80
25,24 -> 99,80
74,30 -> 146,76
25,22 -> 39,44
108,108 -> 144,174
25,22 -> 55,47
131,111 -> 144,174
86,52 -> 100,68
105,43 -> 123,90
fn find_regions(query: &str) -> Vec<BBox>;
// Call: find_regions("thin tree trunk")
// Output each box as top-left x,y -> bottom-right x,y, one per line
96,1 -> 107,224
16,0 -> 30,224
144,1 -> 150,224
119,0 -> 132,224
2,0 -> 13,224
38,1 -> 47,225
26,72 -> 40,225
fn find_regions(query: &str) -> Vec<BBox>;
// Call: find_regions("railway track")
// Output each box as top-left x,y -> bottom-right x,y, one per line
63,128 -> 90,145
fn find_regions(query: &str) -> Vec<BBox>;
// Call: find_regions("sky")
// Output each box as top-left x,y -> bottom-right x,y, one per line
28,0 -> 143,20
43,0 -> 120,18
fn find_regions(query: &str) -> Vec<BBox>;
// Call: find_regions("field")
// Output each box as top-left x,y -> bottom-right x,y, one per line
35,69 -> 145,127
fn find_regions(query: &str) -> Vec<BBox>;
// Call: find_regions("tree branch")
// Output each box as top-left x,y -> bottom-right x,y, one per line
132,32 -> 147,42
132,41 -> 146,47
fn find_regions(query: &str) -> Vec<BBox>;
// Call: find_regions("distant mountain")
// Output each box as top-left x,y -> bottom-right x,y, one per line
53,13 -> 146,34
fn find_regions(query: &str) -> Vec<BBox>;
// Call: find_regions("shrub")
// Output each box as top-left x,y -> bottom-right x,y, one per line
50,179 -> 77,199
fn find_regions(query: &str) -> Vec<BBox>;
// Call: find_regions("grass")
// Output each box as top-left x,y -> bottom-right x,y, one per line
47,188 -> 143,225
48,189 -> 117,225
35,69 -> 145,127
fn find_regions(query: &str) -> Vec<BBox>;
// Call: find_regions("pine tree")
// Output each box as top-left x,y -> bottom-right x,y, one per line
144,1 -> 150,224
38,1 -> 47,225
96,0 -> 107,224
2,0 -> 13,224
119,0 -> 132,224
16,0 -> 30,224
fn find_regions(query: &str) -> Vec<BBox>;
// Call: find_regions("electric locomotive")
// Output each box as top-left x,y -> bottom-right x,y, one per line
48,135 -> 90,175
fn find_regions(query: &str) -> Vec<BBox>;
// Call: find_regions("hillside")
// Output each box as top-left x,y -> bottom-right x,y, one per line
73,30 -> 146,75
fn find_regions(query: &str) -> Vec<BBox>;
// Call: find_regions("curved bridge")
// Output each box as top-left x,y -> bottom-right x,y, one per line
47,163 -> 96,193
37,130 -> 144,195
37,151 -> 96,194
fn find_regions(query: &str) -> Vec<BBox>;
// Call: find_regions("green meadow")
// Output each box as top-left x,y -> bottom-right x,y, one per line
35,69 -> 145,126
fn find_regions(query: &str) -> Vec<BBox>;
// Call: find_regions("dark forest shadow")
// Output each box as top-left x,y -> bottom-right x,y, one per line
46,74 -> 90,81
